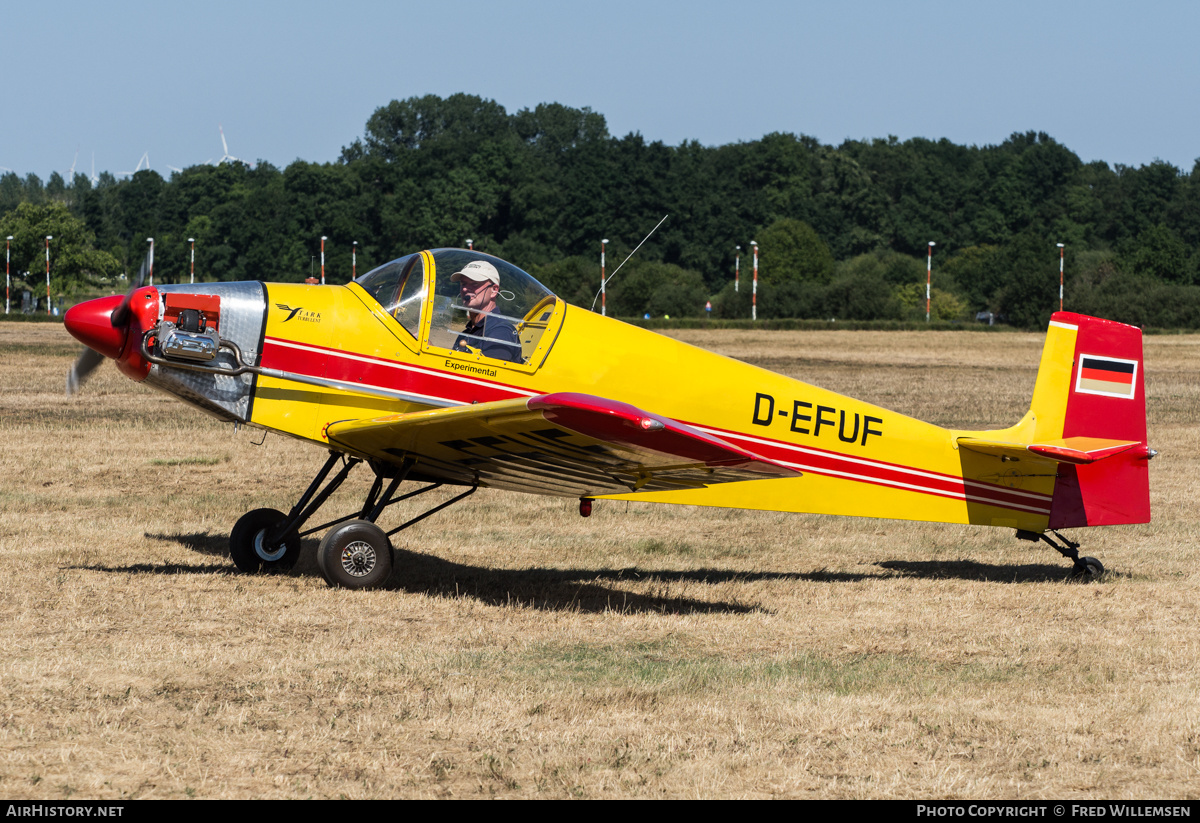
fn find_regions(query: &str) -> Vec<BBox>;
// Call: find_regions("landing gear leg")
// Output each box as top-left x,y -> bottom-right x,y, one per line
231,450 -> 481,590
315,465 -> 478,591
1017,529 -> 1105,579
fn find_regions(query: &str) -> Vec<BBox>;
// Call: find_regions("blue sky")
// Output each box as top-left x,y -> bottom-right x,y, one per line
3,0 -> 1198,179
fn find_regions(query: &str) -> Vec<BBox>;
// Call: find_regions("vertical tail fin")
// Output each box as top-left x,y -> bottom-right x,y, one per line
1028,312 -> 1151,527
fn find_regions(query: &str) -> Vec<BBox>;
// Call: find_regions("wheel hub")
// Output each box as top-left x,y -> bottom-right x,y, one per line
340,540 -> 377,577
253,528 -> 288,562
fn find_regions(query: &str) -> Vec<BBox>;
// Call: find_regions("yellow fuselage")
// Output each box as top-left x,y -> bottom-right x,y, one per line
248,278 -> 1060,532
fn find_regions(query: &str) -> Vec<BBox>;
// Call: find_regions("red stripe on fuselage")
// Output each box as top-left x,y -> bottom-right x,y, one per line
688,422 -> 1052,515
261,337 -> 537,404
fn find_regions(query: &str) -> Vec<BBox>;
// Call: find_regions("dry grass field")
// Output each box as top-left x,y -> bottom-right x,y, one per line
0,321 -> 1197,799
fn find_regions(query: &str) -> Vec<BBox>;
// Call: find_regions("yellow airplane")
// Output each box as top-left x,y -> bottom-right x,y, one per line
64,248 -> 1153,589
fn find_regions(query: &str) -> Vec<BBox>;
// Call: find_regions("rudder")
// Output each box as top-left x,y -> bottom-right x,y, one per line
1029,312 -> 1151,527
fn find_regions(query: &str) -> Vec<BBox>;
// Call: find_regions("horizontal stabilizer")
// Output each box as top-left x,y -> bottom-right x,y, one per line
957,435 -> 1143,465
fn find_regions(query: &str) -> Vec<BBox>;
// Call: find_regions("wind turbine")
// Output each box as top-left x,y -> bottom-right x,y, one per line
217,125 -> 239,164
117,151 -> 150,178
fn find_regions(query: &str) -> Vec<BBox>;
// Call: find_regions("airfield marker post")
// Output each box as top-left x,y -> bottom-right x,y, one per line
601,239 -> 608,316
147,238 -> 154,286
44,236 -> 52,315
352,241 -> 358,280
1057,243 -> 1065,312
926,241 -> 935,322
320,236 -> 327,285
750,241 -> 758,321
465,238 -> 473,251
735,245 -> 740,293
189,238 -> 195,284
6,235 -> 11,315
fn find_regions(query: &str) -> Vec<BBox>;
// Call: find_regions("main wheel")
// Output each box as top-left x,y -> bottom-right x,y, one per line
317,520 -> 393,590
230,508 -> 301,574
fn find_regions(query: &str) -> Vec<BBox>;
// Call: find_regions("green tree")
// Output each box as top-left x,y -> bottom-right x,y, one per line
0,172 -> 23,213
994,231 -> 1059,328
1118,224 -> 1194,285
527,255 -> 596,307
712,280 -> 753,318
940,245 -> 1004,311
355,93 -> 513,164
823,271 -> 905,320
0,202 -> 120,297
755,218 -> 835,287
892,282 -> 968,321
609,261 -> 708,317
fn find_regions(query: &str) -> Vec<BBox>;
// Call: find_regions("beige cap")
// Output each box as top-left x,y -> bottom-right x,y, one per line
450,260 -> 500,286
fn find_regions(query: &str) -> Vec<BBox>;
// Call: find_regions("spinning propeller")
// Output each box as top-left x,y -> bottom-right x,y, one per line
64,256 -> 149,395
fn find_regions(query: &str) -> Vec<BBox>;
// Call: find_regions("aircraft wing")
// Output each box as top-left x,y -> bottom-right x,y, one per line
325,391 -> 800,497
956,435 -> 1142,465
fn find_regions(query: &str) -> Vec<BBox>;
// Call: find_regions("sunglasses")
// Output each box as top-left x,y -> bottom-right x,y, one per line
460,279 -> 496,291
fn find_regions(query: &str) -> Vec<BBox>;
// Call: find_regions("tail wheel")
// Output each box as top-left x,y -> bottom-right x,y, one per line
230,508 -> 301,573
317,520 -> 394,590
1073,556 -> 1105,579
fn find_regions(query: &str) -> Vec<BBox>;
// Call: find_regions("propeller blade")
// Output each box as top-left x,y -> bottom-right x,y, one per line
66,251 -> 152,396
66,347 -> 105,396
111,255 -> 149,328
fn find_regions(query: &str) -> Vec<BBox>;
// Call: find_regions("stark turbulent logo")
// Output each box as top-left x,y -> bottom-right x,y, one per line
275,303 -> 321,323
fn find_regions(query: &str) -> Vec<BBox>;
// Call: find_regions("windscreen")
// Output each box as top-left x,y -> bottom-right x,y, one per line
354,253 -> 425,338
426,249 -> 558,364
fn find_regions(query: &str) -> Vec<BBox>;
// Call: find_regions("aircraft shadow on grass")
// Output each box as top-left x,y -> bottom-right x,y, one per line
877,559 -> 1111,583
65,531 -> 1102,617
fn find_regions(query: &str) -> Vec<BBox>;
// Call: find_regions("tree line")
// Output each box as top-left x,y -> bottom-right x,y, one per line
3,92 -> 1199,328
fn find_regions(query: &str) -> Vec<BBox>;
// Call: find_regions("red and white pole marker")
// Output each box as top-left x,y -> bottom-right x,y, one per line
320,236 -> 327,285
735,245 -> 740,293
147,237 -> 154,286
45,236 -> 52,314
750,241 -> 758,321
600,239 -> 608,316
6,235 -> 11,315
1057,243 -> 1065,312
189,238 -> 195,284
926,241 -> 936,323
352,241 -> 358,280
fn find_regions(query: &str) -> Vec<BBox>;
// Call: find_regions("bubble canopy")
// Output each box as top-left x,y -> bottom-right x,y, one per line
353,249 -> 561,368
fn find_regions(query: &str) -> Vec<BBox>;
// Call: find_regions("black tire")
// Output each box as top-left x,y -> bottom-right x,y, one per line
1073,556 -> 1105,579
317,520 -> 393,590
230,508 -> 301,574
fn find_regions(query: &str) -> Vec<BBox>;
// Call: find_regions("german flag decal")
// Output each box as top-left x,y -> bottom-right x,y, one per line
1075,354 -> 1138,398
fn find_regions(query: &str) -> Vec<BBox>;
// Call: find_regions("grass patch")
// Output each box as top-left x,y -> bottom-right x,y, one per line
522,643 -> 1034,699
148,455 -> 229,467
633,538 -> 693,556
521,640 -> 725,691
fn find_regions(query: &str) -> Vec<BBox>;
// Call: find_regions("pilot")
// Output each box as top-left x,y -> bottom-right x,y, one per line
451,260 -> 522,362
